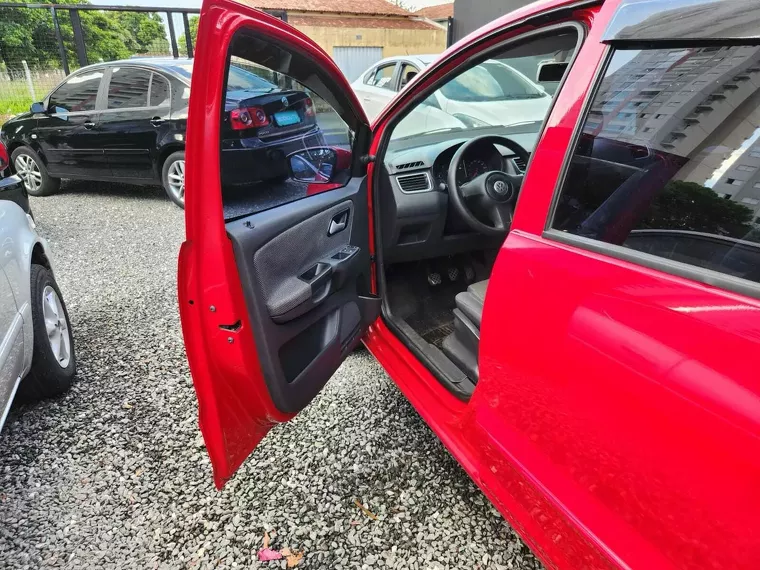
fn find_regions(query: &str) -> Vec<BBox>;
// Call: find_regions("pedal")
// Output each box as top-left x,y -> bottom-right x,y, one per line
464,265 -> 475,283
448,267 -> 459,282
428,272 -> 442,286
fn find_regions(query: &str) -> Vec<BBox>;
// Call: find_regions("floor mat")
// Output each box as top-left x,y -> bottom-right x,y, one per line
387,258 -> 478,348
421,322 -> 456,348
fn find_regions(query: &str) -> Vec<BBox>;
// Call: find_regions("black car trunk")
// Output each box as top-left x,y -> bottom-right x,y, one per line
224,89 -> 317,141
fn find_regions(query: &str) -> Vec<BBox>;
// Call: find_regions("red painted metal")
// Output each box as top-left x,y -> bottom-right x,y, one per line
182,0 -> 760,568
178,0 -> 367,489
0,140 -> 9,172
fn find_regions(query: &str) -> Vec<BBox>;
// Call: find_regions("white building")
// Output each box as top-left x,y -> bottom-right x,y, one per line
586,45 -> 760,221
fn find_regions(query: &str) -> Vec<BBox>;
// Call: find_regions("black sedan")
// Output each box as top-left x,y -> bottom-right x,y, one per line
0,58 -> 324,207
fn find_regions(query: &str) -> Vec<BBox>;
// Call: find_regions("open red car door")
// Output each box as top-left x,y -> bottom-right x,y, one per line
178,0 -> 378,488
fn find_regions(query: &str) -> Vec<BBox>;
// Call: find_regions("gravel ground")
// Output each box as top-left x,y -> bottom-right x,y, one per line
0,180 -> 541,570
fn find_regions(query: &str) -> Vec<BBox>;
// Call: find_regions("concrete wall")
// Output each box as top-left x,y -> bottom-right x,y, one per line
290,16 -> 447,60
451,0 -> 532,42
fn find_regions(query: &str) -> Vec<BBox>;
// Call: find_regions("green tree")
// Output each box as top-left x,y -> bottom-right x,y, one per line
640,180 -> 755,238
178,15 -> 199,57
113,11 -> 167,54
0,0 -> 167,70
0,0 -> 59,70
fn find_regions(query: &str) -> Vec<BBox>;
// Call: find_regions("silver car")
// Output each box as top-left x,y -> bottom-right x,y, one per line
0,150 -> 74,431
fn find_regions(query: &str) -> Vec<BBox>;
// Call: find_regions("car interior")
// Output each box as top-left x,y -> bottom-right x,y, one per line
371,28 -> 581,399
219,26 -> 580,408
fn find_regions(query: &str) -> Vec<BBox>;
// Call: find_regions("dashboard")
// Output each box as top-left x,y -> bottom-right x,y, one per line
379,129 -> 538,263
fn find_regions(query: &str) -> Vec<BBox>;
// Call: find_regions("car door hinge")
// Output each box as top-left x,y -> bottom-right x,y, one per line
361,155 -> 376,165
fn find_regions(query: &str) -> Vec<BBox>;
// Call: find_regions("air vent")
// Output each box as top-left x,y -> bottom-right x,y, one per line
397,172 -> 432,193
396,160 -> 424,171
512,156 -> 527,172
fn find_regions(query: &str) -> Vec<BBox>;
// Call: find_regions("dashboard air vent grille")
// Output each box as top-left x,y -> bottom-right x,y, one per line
512,156 -> 527,172
396,160 -> 424,171
397,172 -> 432,193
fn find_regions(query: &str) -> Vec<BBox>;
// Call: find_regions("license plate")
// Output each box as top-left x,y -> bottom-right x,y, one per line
273,110 -> 301,126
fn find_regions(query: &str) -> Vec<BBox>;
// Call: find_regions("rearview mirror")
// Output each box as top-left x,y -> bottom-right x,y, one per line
536,61 -> 569,83
30,101 -> 47,114
288,147 -> 338,183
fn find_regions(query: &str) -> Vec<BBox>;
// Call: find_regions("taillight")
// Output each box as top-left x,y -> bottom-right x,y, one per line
0,141 -> 8,172
230,106 -> 269,130
304,97 -> 315,118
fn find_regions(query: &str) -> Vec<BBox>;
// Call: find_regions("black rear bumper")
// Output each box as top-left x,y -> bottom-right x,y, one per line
0,175 -> 31,216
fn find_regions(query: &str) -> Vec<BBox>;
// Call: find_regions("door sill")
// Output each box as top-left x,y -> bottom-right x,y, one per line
380,310 -> 475,401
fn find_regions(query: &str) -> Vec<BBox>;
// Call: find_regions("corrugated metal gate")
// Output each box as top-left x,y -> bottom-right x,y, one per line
332,46 -> 383,82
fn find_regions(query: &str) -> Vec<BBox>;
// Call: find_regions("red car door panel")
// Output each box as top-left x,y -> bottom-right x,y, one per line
179,0 -> 376,488
482,232 -> 760,569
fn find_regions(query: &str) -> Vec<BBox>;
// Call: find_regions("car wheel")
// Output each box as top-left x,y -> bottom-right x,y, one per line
11,147 -> 61,197
162,150 -> 185,208
16,264 -> 75,403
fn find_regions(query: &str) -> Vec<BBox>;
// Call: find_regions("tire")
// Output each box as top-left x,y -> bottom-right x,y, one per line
16,265 -> 75,403
11,146 -> 60,197
161,150 -> 185,208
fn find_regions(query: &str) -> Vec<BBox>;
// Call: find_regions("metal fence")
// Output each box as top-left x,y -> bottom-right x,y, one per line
0,2 -> 450,120
0,2 -> 287,118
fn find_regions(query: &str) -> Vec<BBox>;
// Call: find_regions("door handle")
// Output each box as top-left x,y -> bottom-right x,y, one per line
83,121 -> 95,130
328,210 -> 349,236
150,117 -> 165,127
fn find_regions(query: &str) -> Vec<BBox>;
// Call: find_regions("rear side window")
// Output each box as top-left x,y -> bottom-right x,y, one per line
49,70 -> 103,113
107,67 -> 151,109
366,64 -> 396,90
552,46 -> 760,285
227,65 -> 277,93
150,73 -> 170,107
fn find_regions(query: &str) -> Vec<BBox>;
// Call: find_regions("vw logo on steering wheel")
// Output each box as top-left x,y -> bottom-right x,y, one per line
493,180 -> 508,195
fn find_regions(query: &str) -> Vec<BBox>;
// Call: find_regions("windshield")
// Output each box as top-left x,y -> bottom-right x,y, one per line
165,62 -> 276,92
387,31 -> 577,152
440,61 -> 544,102
227,65 -> 277,92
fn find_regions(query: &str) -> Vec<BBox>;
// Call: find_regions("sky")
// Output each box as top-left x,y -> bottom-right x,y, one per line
90,0 -> 450,9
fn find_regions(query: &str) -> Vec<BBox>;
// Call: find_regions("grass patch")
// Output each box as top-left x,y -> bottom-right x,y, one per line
0,73 -> 65,122
0,94 -> 32,118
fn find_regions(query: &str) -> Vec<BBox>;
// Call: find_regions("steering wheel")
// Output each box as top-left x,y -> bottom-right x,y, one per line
447,135 -> 530,237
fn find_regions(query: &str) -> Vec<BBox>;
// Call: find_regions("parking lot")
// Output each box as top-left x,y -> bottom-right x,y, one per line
0,183 -> 539,569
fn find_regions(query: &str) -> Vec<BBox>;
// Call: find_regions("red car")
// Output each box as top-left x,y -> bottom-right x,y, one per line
179,0 -> 760,568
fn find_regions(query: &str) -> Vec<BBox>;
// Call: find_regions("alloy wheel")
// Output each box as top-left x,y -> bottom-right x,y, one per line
14,154 -> 42,194
167,159 -> 185,203
42,285 -> 71,368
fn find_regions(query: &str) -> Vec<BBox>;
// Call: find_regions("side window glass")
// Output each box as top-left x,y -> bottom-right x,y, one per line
367,64 -> 396,90
220,35 -> 354,219
552,46 -> 760,285
49,70 -> 103,113
150,74 -> 170,107
388,30 -> 578,147
107,67 -> 151,109
399,63 -> 419,90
